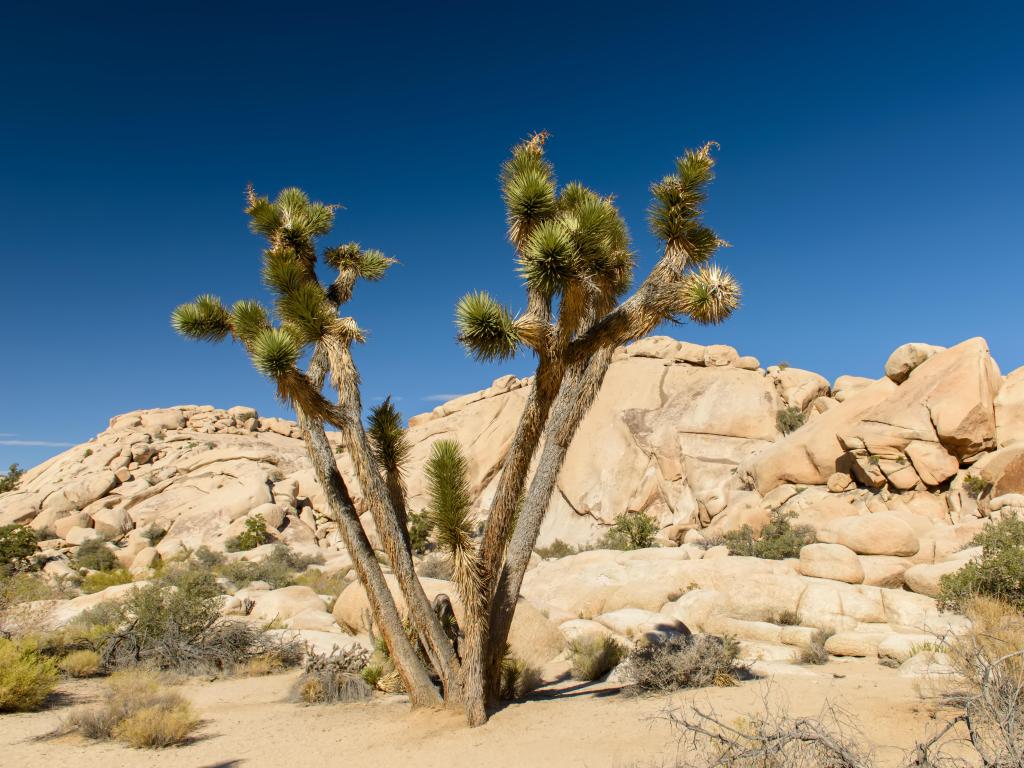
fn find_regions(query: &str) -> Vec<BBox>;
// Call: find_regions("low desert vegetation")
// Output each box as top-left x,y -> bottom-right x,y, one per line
568,632 -> 626,680
81,568 -> 133,594
225,513 -> 271,552
0,463 -> 23,494
534,539 -> 579,559
65,669 -> 200,749
291,645 -> 373,704
939,516 -> 1024,612
601,512 -> 658,551
74,538 -> 118,572
498,652 -> 542,700
797,629 -> 833,665
0,523 -> 38,573
776,406 -> 806,435
622,634 -> 742,693
0,637 -> 59,712
962,473 -> 990,500
59,649 -> 102,678
723,510 -> 815,560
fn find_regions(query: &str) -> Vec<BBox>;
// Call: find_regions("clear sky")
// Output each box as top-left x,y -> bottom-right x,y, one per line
1,1 -> 1021,470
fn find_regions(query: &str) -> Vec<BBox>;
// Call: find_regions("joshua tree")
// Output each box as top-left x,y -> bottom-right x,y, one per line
172,188 -> 461,706
172,135 -> 739,725
453,134 -> 740,710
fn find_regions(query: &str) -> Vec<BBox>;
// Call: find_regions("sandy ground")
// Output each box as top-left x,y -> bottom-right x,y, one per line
0,658 -> 958,768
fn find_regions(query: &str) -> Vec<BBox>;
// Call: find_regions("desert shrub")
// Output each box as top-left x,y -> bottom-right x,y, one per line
602,512 -> 658,551
623,634 -> 741,693
60,649 -> 102,678
416,554 -> 452,580
407,510 -> 434,555
535,539 -> 577,559
939,517 -> 1024,612
723,510 -> 814,560
774,610 -> 800,626
0,637 -> 59,711
776,406 -> 806,435
291,645 -> 372,704
798,629 -> 833,665
82,568 -> 133,594
67,669 -> 199,748
293,567 -> 349,600
499,653 -> 541,700
225,513 -> 270,552
141,526 -> 166,547
192,545 -> 226,568
0,524 -> 38,573
963,473 -> 990,500
75,538 -> 117,572
216,545 -> 312,590
0,463 -> 23,494
99,571 -> 301,674
568,633 -> 626,681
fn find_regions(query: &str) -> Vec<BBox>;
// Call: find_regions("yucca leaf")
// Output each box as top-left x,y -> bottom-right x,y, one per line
424,439 -> 481,602
455,291 -> 521,361
171,294 -> 231,342
262,248 -> 307,295
230,300 -> 271,344
249,327 -> 301,378
276,281 -> 335,344
357,249 -> 396,281
519,218 -> 577,296
323,242 -> 362,270
678,264 -> 741,325
368,397 -> 410,475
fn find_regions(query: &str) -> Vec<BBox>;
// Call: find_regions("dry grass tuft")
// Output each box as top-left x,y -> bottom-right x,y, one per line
798,629 -> 833,665
568,633 -> 626,681
65,669 -> 199,748
59,649 -> 101,678
623,634 -> 742,693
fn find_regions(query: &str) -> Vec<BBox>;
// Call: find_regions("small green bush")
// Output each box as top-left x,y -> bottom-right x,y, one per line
776,407 -> 806,435
602,512 -> 658,551
535,539 -> 577,559
0,524 -> 38,573
568,633 -> 625,680
75,538 -> 117,572
963,474 -> 990,500
0,463 -> 23,494
82,569 -> 133,594
623,634 -> 741,693
0,637 -> 59,711
939,517 -> 1024,612
499,653 -> 541,700
225,513 -> 270,552
407,510 -> 434,555
723,510 -> 814,560
60,649 -> 102,678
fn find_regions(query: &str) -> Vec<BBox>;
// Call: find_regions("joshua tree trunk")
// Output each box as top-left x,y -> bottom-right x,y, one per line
484,346 -> 616,696
295,407 -> 441,707
327,343 -> 464,701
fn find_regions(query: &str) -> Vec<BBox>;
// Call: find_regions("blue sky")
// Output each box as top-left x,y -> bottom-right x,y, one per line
1,1 -> 1022,469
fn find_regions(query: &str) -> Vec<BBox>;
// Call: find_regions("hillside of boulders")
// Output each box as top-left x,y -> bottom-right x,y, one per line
2,334 -> 1022,675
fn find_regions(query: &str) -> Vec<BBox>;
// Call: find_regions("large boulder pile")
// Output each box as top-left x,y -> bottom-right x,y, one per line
2,334 -> 1022,610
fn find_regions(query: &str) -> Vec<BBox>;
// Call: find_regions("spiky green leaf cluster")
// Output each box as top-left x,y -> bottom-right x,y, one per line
648,143 -> 723,263
325,243 -> 396,282
171,295 -> 231,342
250,327 -> 301,377
424,439 -> 480,599
501,136 -> 557,247
678,264 -> 741,325
276,281 -> 336,344
368,397 -> 410,475
230,300 -> 271,344
455,292 -> 521,361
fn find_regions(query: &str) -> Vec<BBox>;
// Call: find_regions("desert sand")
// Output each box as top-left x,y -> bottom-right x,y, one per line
0,658 -> 957,768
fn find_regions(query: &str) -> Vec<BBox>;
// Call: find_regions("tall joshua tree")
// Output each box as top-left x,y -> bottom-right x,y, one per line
453,134 -> 741,709
172,136 -> 739,726
172,188 -> 463,706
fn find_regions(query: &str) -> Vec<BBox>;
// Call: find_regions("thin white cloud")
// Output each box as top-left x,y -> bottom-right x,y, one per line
0,433 -> 16,437
423,394 -> 464,402
0,439 -> 75,447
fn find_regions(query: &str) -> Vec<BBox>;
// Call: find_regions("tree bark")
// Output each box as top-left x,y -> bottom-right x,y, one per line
484,345 -> 616,694
295,408 -> 441,707
326,343 -> 464,702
